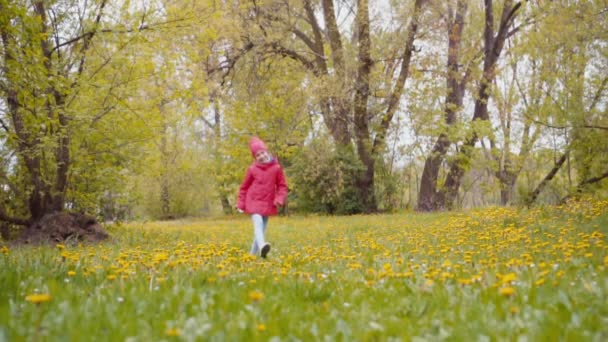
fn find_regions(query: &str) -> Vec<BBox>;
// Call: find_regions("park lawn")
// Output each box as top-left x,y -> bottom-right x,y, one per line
1,199 -> 607,341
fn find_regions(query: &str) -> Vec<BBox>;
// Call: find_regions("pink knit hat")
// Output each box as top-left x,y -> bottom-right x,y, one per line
249,137 -> 268,156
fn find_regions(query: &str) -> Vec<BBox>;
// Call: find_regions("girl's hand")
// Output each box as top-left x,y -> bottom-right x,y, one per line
236,207 -> 244,213
273,200 -> 282,207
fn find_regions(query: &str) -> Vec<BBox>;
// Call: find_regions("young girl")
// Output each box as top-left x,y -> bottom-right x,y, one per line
237,137 -> 288,258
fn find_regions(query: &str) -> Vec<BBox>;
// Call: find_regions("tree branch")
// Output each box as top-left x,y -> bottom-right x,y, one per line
265,42 -> 316,71
372,0 -> 426,154
50,16 -> 197,54
526,146 -> 569,207
0,118 -> 10,133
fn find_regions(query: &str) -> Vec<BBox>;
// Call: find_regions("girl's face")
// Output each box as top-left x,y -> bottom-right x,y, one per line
255,150 -> 271,163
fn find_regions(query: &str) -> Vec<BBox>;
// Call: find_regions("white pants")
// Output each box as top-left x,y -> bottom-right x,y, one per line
250,214 -> 269,255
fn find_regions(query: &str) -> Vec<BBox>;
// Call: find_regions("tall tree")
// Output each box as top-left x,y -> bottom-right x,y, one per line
417,0 -> 474,211
523,0 -> 608,205
221,0 -> 427,213
0,0 -> 109,224
439,0 -> 523,209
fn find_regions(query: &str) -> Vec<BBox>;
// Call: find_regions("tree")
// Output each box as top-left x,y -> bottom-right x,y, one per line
417,0 -> 475,211
523,1 -> 608,205
0,0 -> 215,226
218,0 -> 427,213
0,0 -> 111,225
416,0 -> 524,211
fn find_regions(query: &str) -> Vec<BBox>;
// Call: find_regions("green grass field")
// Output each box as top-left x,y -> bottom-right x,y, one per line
1,199 -> 607,341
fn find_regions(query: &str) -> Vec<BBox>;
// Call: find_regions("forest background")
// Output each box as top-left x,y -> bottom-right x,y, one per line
1,0 -> 606,233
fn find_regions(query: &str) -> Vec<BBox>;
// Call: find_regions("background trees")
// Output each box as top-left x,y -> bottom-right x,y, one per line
1,0 -> 606,230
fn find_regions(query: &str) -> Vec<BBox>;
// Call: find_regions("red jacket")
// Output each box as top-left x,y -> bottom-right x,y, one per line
237,159 -> 288,216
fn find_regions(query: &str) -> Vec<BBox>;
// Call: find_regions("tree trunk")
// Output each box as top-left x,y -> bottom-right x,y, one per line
212,98 -> 233,215
159,114 -> 171,218
497,169 -> 517,205
417,0 -> 467,211
441,0 -> 522,209
353,0 -> 377,212
526,150 -> 568,206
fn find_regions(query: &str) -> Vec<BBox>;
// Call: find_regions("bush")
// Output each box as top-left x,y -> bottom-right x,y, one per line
289,139 -> 365,214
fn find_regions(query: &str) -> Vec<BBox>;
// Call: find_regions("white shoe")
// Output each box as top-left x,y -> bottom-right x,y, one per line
260,243 -> 271,258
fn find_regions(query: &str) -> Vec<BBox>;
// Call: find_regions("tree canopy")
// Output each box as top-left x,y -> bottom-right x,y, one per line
1,0 -> 606,229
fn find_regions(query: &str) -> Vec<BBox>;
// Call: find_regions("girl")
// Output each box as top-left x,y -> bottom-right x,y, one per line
237,137 -> 288,258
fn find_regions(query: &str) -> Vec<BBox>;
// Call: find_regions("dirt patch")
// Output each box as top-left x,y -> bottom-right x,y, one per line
15,212 -> 109,245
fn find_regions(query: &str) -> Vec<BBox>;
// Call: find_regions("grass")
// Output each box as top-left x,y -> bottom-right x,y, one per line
1,198 -> 607,341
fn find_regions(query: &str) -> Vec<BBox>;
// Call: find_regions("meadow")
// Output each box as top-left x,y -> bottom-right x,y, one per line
1,199 -> 607,341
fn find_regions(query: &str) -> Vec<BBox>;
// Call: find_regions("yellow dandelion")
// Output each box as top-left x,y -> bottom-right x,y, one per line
107,274 -> 117,280
457,278 -> 472,285
499,272 -> 517,284
165,328 -> 181,337
25,293 -> 52,304
67,271 -> 76,276
510,306 -> 520,314
499,287 -> 516,297
249,290 -> 264,302
56,244 -> 66,250
257,324 -> 266,332
0,246 -> 8,256
534,278 -> 545,286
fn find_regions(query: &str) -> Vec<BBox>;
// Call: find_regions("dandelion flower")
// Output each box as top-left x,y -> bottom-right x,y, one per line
249,290 -> 264,302
165,328 -> 181,336
257,324 -> 266,332
499,287 -> 516,297
25,293 -> 52,304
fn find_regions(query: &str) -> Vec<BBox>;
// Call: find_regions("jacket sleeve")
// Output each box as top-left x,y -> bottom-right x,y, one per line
237,167 -> 254,210
274,166 -> 288,205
